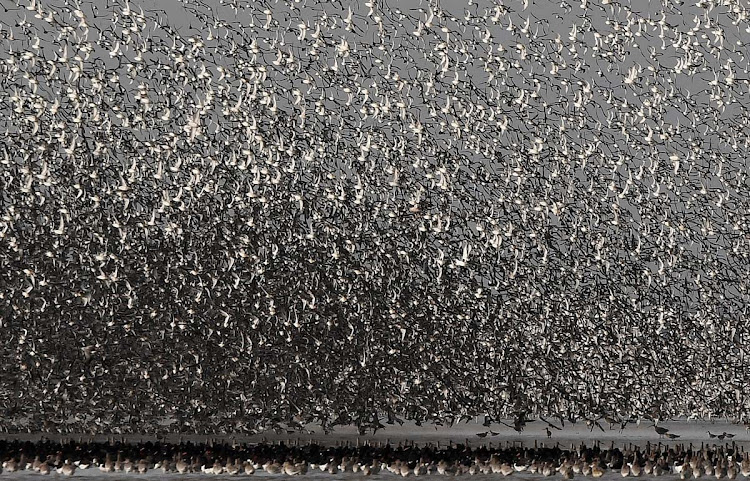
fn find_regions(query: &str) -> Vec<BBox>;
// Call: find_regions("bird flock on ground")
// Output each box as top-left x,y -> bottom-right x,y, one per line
2,0 -> 750,434
4,438 -> 750,478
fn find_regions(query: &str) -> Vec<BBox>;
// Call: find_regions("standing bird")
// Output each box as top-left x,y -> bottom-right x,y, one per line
57,461 -> 76,476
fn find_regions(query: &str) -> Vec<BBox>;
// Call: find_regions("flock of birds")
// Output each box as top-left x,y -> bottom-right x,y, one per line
3,438 -> 750,478
2,0 -> 750,435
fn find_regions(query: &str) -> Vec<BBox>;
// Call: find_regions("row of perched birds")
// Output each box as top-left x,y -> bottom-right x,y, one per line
3,439 -> 750,478
2,0 -> 750,434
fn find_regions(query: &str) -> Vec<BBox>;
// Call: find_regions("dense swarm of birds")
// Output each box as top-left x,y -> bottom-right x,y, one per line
2,0 -> 750,434
3,438 -> 750,478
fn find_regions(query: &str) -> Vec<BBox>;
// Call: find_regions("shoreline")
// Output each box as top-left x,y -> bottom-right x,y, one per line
1,432 -> 750,478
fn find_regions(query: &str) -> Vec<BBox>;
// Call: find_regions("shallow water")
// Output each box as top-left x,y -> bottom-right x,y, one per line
1,419 -> 748,449
2,419 -> 749,480
0,467 -> 747,480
